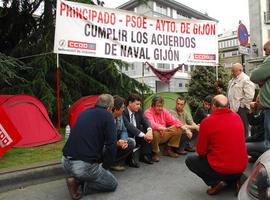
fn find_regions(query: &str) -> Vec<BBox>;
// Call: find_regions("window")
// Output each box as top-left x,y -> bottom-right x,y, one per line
156,3 -> 167,16
184,65 -> 188,72
131,64 -> 135,70
157,63 -> 170,70
178,64 -> 183,71
232,50 -> 238,56
179,83 -> 183,88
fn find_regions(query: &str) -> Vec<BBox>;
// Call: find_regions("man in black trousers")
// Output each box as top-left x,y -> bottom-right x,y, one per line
123,93 -> 154,164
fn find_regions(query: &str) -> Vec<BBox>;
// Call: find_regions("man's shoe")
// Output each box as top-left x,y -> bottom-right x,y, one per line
110,165 -> 126,171
206,181 -> 226,195
163,147 -> 179,158
151,153 -> 160,162
139,155 -> 154,164
66,177 -> 82,200
184,146 -> 196,152
175,149 -> 188,155
127,158 -> 140,168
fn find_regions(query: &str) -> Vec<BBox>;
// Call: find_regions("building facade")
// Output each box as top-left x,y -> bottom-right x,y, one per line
117,0 -> 217,92
248,0 -> 270,72
218,29 -> 250,72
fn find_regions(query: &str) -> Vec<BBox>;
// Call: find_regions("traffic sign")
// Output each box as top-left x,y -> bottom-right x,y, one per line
238,45 -> 250,55
237,23 -> 248,46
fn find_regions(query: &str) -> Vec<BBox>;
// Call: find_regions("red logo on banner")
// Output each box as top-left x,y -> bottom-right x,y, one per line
68,40 -> 96,50
194,54 -> 216,60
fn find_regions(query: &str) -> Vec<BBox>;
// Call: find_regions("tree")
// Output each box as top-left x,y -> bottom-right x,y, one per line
187,65 -> 230,113
0,0 -> 151,125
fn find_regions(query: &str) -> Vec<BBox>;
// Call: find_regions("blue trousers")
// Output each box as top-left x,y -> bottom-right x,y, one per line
62,157 -> 118,195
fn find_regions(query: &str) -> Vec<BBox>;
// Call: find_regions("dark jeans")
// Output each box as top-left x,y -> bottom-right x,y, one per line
135,136 -> 152,157
246,141 -> 268,159
62,157 -> 118,195
179,130 -> 198,150
185,155 -> 242,186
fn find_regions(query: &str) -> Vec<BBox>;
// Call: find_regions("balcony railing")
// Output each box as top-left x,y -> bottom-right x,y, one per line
264,11 -> 270,24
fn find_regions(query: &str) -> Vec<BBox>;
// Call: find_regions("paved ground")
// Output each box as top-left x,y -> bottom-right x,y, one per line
0,153 -> 251,200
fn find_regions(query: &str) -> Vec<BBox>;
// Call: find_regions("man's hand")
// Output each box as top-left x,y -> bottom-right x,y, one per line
144,130 -> 153,142
194,124 -> 200,131
250,101 -> 257,113
185,129 -> 193,139
117,139 -> 128,149
158,126 -> 167,137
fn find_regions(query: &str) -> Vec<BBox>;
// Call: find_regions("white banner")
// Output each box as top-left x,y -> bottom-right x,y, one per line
54,0 -> 218,66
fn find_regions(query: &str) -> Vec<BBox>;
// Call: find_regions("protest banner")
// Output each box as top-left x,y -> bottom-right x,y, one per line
54,0 -> 218,66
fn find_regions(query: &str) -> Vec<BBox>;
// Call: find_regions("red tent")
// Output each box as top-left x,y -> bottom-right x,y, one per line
68,95 -> 99,127
0,95 -> 62,147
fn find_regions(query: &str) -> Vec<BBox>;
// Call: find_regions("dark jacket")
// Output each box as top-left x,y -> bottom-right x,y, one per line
193,106 -> 211,124
123,108 -> 151,137
63,107 -> 117,169
246,110 -> 265,142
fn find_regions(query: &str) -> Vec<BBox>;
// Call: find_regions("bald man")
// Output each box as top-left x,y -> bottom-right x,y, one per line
185,95 -> 248,196
251,40 -> 270,149
227,63 -> 255,137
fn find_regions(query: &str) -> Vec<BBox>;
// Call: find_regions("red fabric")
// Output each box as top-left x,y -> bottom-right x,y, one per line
68,95 -> 99,127
0,106 -> 22,156
0,95 -> 62,147
146,62 -> 186,83
197,108 -> 248,174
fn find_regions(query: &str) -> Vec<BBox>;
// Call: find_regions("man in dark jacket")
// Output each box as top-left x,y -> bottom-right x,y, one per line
123,93 -> 154,164
111,95 -> 136,171
246,96 -> 265,162
62,94 -> 117,199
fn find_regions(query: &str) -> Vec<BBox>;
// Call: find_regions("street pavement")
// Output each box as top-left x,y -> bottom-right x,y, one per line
0,153 -> 252,200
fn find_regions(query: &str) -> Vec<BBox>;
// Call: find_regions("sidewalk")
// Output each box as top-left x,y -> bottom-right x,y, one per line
0,159 -> 64,193
0,154 -> 254,200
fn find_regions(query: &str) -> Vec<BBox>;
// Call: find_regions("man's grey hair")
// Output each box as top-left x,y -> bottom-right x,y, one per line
95,94 -> 114,109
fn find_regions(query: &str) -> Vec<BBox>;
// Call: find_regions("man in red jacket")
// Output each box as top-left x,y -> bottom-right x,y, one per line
185,94 -> 248,196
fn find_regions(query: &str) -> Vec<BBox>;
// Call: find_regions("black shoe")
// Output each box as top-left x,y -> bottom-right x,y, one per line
139,155 -> 154,164
127,158 -> 140,168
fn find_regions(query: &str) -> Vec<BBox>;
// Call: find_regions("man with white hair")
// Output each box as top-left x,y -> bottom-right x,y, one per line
227,63 -> 255,137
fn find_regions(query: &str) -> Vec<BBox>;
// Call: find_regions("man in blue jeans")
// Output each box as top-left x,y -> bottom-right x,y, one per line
62,94 -> 118,199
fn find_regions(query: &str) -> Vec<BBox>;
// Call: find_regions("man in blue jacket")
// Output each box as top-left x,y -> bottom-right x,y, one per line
62,94 -> 117,200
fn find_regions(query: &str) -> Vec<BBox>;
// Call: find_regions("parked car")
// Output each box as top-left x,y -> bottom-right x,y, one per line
238,149 -> 270,200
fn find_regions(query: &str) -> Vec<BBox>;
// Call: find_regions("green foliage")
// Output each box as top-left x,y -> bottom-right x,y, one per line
0,140 -> 65,169
0,53 -> 31,93
0,0 -> 151,126
187,65 -> 230,113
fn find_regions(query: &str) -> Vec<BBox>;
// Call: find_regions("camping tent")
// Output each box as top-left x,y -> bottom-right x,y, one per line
0,95 -> 62,147
143,92 -> 191,115
68,95 -> 99,127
